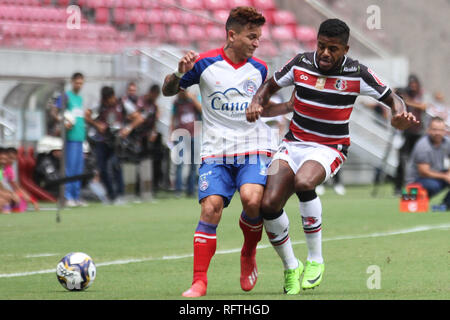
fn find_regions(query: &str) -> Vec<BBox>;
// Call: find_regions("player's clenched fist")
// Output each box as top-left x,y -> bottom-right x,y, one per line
178,50 -> 199,74
246,101 -> 263,122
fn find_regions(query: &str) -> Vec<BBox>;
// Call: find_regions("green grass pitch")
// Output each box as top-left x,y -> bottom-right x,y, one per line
0,185 -> 449,300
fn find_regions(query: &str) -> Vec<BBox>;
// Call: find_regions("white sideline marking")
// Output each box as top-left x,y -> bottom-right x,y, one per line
25,253 -> 58,258
1,223 -> 449,278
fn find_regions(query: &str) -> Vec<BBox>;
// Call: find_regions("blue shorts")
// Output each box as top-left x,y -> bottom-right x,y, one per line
198,154 -> 270,208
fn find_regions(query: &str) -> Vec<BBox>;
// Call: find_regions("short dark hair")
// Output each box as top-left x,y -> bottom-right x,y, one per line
71,72 -> 84,81
101,86 -> 115,104
127,81 -> 137,88
226,6 -> 265,34
318,19 -> 350,44
149,84 -> 160,94
6,147 -> 17,154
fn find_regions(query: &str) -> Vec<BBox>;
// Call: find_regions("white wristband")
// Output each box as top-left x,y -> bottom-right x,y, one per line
173,70 -> 185,78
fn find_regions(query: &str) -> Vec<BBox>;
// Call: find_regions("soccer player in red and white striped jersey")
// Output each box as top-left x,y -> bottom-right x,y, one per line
246,18 -> 419,292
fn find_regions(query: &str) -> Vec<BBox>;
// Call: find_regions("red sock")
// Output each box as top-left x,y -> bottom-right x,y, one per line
239,211 -> 263,257
192,221 -> 217,285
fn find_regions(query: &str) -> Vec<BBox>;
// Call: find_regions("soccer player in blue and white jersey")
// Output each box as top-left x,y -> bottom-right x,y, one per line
246,19 -> 419,293
162,6 -> 292,298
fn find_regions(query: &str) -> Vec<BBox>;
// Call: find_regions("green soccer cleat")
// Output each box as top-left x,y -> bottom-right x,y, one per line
301,261 -> 325,290
283,259 -> 304,295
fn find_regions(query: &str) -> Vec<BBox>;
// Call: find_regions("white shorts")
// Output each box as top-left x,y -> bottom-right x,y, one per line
270,140 -> 347,182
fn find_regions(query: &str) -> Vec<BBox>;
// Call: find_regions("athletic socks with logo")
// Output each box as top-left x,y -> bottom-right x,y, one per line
263,210 -> 299,270
299,196 -> 323,264
192,220 -> 217,285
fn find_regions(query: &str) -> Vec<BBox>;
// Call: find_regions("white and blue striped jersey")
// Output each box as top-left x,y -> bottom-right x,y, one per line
179,47 -> 277,160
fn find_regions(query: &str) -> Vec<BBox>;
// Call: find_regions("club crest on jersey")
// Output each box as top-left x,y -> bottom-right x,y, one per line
334,79 -> 348,91
243,79 -> 258,96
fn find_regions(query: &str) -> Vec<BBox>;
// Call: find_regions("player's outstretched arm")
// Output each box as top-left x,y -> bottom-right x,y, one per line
246,77 -> 281,122
162,50 -> 199,97
382,92 -> 420,130
261,89 -> 295,117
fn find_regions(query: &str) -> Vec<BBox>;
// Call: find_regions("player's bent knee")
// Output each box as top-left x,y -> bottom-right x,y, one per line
200,197 -> 223,223
294,177 -> 317,193
260,198 -> 284,220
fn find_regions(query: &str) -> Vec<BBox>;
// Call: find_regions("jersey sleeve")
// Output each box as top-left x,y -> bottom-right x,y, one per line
359,64 -> 391,101
273,54 -> 301,88
179,61 -> 203,90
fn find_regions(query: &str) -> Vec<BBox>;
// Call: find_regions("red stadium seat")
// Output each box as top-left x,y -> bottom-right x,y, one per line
150,23 -> 167,40
272,10 -> 297,26
179,0 -> 205,10
167,24 -> 188,42
271,25 -> 295,41
212,9 -> 229,25
206,25 -> 224,41
186,24 -> 204,41
124,0 -> 141,9
257,39 -> 278,57
135,23 -> 149,38
228,0 -> 252,8
146,9 -> 163,24
113,7 -> 127,25
86,0 -> 107,9
187,10 -> 212,26
162,9 -> 182,25
149,0 -> 177,9
260,24 -> 271,41
56,0 -> 71,6
203,0 -> 229,11
252,0 -> 276,10
296,25 -> 316,42
129,8 -> 147,24
95,7 -> 110,24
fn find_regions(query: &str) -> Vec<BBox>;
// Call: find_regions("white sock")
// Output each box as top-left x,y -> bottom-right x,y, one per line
300,197 -> 323,264
264,210 -> 299,270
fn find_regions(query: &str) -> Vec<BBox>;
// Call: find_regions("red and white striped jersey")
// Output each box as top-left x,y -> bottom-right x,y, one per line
274,51 -> 391,148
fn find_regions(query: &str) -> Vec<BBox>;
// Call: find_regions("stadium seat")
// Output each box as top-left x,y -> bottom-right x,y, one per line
129,8 -> 147,24
86,0 -> 107,9
162,9 -> 182,25
252,0 -> 276,10
203,0 -> 229,11
260,24 -> 271,41
56,0 -> 71,6
272,10 -> 297,26
271,25 -> 295,41
134,23 -> 149,38
206,25 -> 224,41
95,7 -> 110,24
113,7 -> 127,25
212,9 -> 229,25
146,9 -> 163,24
167,24 -> 188,42
179,0 -> 205,10
186,24 -> 204,41
257,39 -> 278,58
228,0 -> 252,8
150,23 -> 167,40
188,10 -> 212,26
296,25 -> 316,42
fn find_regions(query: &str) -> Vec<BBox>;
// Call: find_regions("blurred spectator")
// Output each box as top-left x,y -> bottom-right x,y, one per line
0,148 -> 20,214
2,147 -> 39,212
170,90 -> 202,197
427,91 -> 449,130
55,72 -> 87,207
85,86 -> 143,204
405,117 -> 450,209
394,74 -> 428,194
136,84 -> 164,197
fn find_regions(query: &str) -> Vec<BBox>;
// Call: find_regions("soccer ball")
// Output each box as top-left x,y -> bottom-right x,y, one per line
56,252 -> 96,291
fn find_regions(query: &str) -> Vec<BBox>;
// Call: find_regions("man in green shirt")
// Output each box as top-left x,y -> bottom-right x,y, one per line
57,72 -> 86,207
